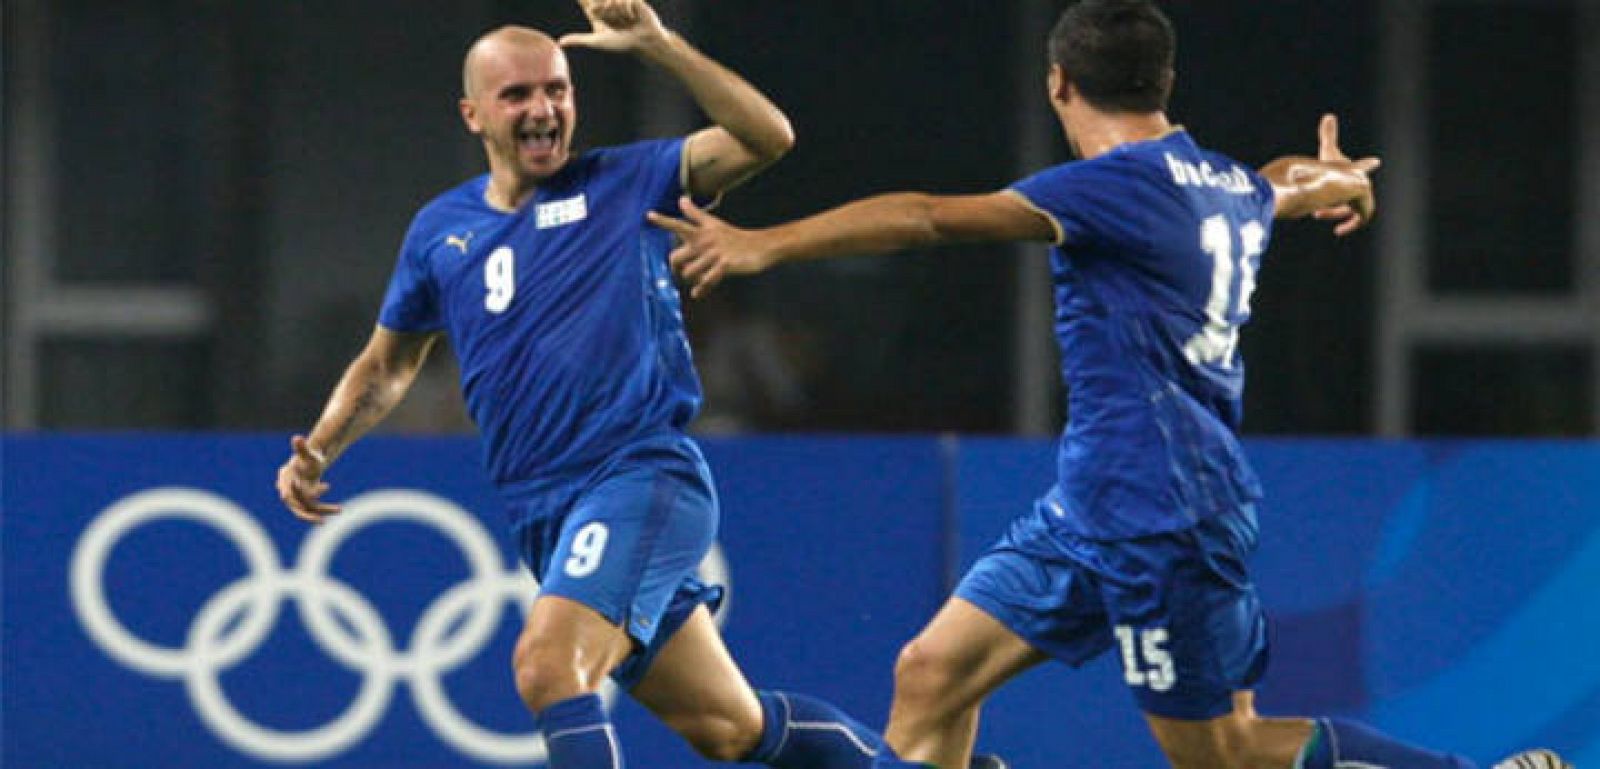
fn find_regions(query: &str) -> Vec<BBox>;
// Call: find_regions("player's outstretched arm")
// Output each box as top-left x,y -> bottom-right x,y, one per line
650,190 -> 1054,298
1262,113 -> 1381,236
275,327 -> 439,524
559,0 -> 793,199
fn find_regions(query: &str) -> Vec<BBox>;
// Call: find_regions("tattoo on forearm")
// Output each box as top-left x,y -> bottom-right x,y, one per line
327,378 -> 389,452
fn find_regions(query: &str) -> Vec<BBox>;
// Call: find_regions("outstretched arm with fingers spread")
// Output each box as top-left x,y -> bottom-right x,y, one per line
652,115 -> 1377,300
275,327 -> 439,524
1261,114 -> 1380,235
650,188 -> 1054,299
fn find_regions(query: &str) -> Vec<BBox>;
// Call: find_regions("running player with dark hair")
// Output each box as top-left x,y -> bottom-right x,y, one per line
652,2 -> 1571,768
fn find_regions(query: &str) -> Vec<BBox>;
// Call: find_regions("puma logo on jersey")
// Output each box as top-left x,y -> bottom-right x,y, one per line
445,232 -> 474,253
536,194 -> 588,229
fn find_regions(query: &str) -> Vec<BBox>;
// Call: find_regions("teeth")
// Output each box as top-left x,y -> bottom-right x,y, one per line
519,132 -> 556,153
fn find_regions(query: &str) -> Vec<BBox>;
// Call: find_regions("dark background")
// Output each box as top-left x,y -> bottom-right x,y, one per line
4,0 -> 1592,437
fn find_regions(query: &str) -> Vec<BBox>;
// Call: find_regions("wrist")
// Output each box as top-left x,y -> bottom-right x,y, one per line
304,443 -> 330,471
762,229 -> 793,269
636,30 -> 684,66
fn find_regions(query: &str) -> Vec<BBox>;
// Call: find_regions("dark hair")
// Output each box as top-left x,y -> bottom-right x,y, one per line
1048,0 -> 1175,113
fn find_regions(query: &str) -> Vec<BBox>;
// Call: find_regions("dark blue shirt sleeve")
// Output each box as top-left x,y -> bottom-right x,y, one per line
1009,162 -> 1112,247
604,138 -> 691,214
377,220 -> 443,333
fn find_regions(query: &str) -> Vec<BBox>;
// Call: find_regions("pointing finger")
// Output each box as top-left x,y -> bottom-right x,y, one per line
558,32 -> 605,48
647,210 -> 696,237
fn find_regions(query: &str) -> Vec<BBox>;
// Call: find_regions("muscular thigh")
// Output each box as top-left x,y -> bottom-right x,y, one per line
910,597 -> 1049,702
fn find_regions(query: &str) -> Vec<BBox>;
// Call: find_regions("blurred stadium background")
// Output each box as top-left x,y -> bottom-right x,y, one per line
3,1 -> 1597,768
6,0 -> 1596,437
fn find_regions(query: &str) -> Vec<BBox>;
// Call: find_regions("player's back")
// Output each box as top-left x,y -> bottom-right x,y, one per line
1010,129 -> 1275,539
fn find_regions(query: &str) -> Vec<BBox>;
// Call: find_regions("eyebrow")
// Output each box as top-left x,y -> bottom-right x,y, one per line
496,76 -> 569,96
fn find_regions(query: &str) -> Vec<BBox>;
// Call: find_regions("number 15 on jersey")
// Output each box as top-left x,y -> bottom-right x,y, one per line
1183,216 -> 1264,369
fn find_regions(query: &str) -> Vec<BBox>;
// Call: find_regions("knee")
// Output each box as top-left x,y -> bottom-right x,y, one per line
893,636 -> 965,705
512,634 -> 586,711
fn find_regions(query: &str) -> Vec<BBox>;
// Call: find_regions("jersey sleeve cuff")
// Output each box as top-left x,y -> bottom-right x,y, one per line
676,147 -> 725,211
1002,189 -> 1065,246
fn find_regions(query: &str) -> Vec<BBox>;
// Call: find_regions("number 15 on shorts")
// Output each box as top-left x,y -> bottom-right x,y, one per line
1115,625 -> 1176,692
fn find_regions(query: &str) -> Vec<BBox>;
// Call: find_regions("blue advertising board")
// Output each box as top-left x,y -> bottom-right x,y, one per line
3,435 -> 1597,767
1,435 -> 944,768
954,439 -> 1600,768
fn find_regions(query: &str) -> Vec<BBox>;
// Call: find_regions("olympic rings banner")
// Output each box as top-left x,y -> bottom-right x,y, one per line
2,435 -> 945,769
4,435 -> 1599,768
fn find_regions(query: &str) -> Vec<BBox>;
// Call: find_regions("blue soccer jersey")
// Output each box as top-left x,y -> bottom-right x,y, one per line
379,138 -> 700,497
1010,129 -> 1275,539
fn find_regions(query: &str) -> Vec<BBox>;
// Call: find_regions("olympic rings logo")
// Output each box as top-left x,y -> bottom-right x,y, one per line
69,486 -> 729,765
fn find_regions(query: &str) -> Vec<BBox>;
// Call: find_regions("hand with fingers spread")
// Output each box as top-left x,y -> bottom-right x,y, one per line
1307,113 -> 1380,236
649,196 -> 777,299
1262,113 -> 1381,234
559,0 -> 670,54
276,434 -> 342,524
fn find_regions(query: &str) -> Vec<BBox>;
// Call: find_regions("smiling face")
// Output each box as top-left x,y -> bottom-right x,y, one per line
459,28 -> 577,198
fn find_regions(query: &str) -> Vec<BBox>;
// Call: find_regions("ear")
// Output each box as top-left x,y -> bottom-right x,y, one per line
459,97 -> 483,135
1047,64 -> 1070,105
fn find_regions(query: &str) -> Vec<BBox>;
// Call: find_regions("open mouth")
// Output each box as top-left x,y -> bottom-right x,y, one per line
517,124 -> 561,158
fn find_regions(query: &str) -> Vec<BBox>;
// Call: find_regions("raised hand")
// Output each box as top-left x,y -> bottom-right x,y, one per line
1309,114 -> 1381,236
559,0 -> 670,53
276,434 -> 341,524
648,196 -> 775,299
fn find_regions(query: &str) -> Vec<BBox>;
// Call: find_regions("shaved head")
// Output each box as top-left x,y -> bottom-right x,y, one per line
463,26 -> 560,100
457,23 -> 578,204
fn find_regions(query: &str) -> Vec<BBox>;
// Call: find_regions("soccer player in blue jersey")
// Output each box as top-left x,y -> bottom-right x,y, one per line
650,3 -> 1573,769
271,2 -> 962,768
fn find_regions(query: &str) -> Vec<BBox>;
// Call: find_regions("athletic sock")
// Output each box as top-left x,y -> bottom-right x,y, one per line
535,693 -> 622,769
1300,717 -> 1477,769
745,690 -> 885,768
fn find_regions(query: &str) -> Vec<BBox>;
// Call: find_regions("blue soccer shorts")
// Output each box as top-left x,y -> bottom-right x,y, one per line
506,437 -> 724,689
954,498 -> 1269,720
